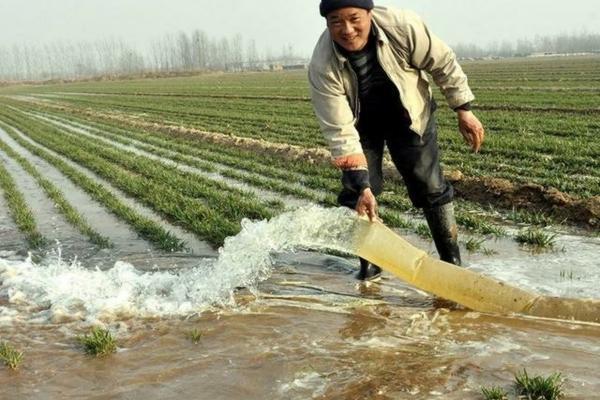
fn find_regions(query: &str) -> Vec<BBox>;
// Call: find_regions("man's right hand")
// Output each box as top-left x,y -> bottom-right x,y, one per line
356,188 -> 379,222
457,110 -> 485,153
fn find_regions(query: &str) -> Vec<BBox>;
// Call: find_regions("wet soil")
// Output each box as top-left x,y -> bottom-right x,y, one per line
444,170 -> 599,228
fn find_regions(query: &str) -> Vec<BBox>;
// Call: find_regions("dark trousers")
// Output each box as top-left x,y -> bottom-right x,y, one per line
338,111 -> 454,210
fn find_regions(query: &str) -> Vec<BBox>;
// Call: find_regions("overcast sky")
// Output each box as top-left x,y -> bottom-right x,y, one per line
1,0 -> 598,56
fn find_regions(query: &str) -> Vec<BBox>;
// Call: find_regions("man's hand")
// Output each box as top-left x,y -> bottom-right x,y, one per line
457,110 -> 485,153
356,188 -> 379,222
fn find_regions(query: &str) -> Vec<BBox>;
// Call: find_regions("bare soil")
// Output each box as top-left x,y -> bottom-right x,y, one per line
443,170 -> 599,228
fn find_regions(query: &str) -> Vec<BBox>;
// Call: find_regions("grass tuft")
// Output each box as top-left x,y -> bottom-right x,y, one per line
559,269 -> 574,280
187,328 -> 203,344
515,228 -> 557,249
415,223 -> 432,239
456,213 -> 507,237
514,369 -> 564,400
78,327 -> 117,357
464,237 -> 485,252
379,210 -> 415,230
0,341 -> 23,370
481,385 -> 508,400
508,207 -> 555,226
482,247 -> 498,256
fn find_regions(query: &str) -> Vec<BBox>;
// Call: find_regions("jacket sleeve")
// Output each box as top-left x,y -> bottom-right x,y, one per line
308,63 -> 367,169
404,12 -> 475,109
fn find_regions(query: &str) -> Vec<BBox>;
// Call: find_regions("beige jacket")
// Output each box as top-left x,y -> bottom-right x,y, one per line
308,6 -> 475,169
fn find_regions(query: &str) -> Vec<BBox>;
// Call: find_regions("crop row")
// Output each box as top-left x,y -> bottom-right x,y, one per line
10,95 -> 596,213
42,84 -> 600,111
36,92 -> 600,163
37,94 -> 325,148
0,118 -> 187,251
0,133 -> 110,247
18,90 -> 597,199
2,57 -> 598,98
0,147 -> 45,248
0,109 -> 283,246
26,110 -> 333,205
2,103 -> 468,237
11,101 -> 339,182
14,103 -> 514,238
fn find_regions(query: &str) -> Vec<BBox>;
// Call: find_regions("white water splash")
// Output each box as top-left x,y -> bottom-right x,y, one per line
0,206 -> 358,324
2,205 -> 599,325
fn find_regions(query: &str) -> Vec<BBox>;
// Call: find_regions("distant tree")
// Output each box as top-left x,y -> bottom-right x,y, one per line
191,29 -> 209,69
246,39 -> 258,66
515,39 -> 534,56
231,34 -> 243,70
177,32 -> 193,71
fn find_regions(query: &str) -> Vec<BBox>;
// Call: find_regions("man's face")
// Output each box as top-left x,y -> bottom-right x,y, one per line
326,7 -> 372,52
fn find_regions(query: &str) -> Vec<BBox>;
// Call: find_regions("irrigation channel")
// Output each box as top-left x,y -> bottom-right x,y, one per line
0,200 -> 599,398
0,109 -> 598,398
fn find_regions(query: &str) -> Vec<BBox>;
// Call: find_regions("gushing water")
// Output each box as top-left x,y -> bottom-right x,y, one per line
0,206 -> 358,324
1,205 -> 599,326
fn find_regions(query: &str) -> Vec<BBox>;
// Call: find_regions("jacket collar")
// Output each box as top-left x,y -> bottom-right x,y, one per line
331,20 -> 389,68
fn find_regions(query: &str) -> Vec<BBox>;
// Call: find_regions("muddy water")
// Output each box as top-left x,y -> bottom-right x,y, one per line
1,207 -> 599,399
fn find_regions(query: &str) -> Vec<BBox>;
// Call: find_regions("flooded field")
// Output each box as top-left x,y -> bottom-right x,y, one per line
1,207 -> 599,399
1,58 -> 599,398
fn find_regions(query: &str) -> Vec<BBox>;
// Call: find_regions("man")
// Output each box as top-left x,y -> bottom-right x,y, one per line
309,0 -> 485,280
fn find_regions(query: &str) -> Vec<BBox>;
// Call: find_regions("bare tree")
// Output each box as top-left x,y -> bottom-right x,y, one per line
191,29 -> 208,70
231,34 -> 243,71
177,32 -> 193,71
246,38 -> 258,67
0,27 -> 318,81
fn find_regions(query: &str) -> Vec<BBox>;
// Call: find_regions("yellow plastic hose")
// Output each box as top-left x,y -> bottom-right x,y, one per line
353,219 -> 600,323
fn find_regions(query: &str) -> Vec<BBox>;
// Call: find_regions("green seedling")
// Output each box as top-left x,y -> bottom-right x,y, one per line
482,247 -> 498,256
481,385 -> 508,400
464,237 -> 486,252
0,157 -> 46,248
515,228 -> 557,249
456,213 -> 507,237
379,210 -> 415,230
508,207 -> 554,226
514,369 -> 564,400
415,223 -> 432,239
0,341 -> 23,370
78,327 -> 117,357
559,270 -> 574,280
187,328 -> 203,344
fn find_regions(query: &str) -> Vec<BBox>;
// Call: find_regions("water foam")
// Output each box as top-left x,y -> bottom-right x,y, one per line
0,206 -> 358,324
472,234 -> 600,298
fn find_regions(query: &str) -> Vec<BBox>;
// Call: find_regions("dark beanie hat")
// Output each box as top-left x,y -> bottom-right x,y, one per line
320,0 -> 374,17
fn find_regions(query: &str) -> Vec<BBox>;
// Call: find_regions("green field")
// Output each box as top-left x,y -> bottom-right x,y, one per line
0,56 -> 598,250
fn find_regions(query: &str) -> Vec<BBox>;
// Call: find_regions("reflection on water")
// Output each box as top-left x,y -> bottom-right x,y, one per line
1,206 -> 599,399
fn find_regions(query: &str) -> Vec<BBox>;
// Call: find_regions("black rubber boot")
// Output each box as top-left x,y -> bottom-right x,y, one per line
356,258 -> 383,281
423,202 -> 462,266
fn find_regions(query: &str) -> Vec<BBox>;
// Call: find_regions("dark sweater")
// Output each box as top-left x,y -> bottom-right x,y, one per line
339,33 -> 408,126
